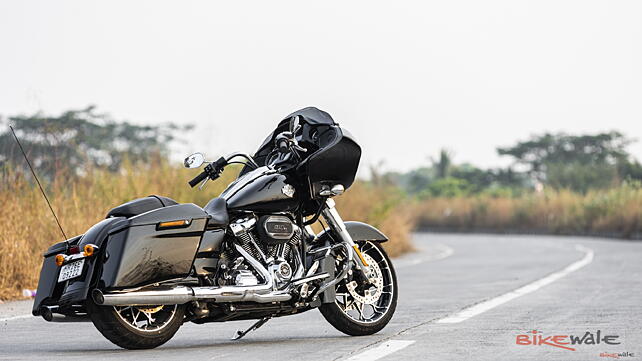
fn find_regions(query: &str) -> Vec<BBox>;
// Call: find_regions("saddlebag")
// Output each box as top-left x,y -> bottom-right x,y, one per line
100,203 -> 209,289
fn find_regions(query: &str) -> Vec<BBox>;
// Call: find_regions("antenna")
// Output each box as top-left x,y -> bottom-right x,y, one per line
9,125 -> 68,240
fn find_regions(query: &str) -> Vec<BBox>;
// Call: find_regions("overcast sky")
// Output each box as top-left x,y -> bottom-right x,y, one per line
1,0 -> 641,174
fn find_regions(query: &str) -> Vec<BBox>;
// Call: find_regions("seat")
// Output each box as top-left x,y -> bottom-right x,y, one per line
106,195 -> 178,218
203,197 -> 229,228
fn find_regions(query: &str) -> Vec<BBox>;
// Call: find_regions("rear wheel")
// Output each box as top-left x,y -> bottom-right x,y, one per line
87,300 -> 185,349
319,241 -> 398,336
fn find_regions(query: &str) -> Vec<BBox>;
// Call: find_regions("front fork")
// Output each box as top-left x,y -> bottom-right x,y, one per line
320,198 -> 371,280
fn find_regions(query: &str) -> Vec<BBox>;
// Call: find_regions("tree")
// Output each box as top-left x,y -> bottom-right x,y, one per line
0,106 -> 191,178
431,149 -> 452,179
423,177 -> 472,197
449,163 -> 493,192
546,162 -> 618,193
497,131 -> 634,191
399,166 -> 435,194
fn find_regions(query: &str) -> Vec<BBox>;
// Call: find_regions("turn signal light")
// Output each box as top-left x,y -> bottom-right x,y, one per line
55,254 -> 65,267
83,244 -> 95,257
157,219 -> 191,230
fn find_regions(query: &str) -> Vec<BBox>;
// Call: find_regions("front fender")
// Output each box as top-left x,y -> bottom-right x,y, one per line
317,221 -> 388,243
343,221 -> 388,242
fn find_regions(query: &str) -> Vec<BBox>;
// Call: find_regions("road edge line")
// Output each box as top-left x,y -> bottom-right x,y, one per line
435,244 -> 594,324
343,340 -> 416,361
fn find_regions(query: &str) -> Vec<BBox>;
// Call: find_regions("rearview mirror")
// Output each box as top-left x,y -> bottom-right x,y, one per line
184,153 -> 205,168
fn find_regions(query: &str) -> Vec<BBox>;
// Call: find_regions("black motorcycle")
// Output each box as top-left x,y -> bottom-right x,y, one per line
32,107 -> 398,349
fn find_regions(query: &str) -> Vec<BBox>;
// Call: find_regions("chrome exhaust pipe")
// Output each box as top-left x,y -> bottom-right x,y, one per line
95,243 -> 293,306
95,286 -> 292,306
94,286 -> 194,306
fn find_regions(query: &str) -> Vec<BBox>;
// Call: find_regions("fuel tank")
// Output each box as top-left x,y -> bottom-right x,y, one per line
221,166 -> 298,212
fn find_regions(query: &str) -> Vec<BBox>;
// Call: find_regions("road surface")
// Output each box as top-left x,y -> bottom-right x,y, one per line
1,233 -> 640,360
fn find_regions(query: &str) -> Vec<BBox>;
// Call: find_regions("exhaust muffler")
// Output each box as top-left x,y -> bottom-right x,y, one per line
93,285 -> 292,306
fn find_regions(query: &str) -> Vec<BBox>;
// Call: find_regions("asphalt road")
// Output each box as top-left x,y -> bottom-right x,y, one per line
1,233 -> 640,361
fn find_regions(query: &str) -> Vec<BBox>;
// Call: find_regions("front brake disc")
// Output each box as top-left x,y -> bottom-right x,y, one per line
346,253 -> 383,304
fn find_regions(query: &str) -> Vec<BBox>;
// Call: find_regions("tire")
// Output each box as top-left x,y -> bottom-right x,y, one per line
319,241 -> 398,336
87,299 -> 185,350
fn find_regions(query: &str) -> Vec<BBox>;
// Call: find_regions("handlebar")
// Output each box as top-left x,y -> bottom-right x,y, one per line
187,136 -> 303,189
188,156 -> 228,188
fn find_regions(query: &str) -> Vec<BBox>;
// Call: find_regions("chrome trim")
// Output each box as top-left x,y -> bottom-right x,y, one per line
321,199 -> 370,276
262,215 -> 294,240
306,261 -> 319,277
225,152 -> 259,169
308,243 -> 344,255
94,286 -> 193,306
292,273 -> 329,285
229,217 -> 257,236
319,184 -> 345,197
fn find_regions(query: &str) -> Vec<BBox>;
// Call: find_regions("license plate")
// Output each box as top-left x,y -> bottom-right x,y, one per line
58,258 -> 85,282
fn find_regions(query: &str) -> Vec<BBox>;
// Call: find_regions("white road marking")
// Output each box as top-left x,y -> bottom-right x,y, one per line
396,243 -> 454,269
0,314 -> 32,322
436,244 -> 594,324
344,340 -> 416,361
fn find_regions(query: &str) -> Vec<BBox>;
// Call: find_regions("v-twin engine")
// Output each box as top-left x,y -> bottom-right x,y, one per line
228,216 -> 301,289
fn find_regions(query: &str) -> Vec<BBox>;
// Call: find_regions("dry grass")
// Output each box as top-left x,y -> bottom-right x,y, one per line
413,184 -> 642,238
334,182 -> 415,257
0,159 -> 414,301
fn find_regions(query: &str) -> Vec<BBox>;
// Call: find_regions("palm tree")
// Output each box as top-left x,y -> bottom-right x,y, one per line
432,149 -> 452,179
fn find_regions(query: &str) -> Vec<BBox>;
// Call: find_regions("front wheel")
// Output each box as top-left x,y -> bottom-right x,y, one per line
87,299 -> 185,349
319,241 -> 398,336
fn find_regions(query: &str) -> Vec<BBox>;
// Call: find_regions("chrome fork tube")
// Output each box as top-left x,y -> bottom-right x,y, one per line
320,198 -> 370,277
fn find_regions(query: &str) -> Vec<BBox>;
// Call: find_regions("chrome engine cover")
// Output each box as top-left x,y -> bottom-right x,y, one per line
258,215 -> 294,244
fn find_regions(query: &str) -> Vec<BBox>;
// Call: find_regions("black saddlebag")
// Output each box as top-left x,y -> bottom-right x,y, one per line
100,203 -> 208,289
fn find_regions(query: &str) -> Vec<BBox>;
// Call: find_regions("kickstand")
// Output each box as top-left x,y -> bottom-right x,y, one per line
231,316 -> 271,340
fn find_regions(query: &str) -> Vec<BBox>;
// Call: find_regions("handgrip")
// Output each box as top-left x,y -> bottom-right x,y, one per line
188,170 -> 208,187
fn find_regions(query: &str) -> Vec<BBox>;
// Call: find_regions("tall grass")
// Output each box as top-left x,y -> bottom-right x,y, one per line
0,159 -> 414,301
335,182 -> 415,257
413,183 -> 642,238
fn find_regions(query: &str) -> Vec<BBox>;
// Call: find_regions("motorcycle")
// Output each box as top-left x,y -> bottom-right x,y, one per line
31,107 -> 398,349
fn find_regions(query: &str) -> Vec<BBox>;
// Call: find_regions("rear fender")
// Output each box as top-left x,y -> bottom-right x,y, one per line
33,217 -> 127,315
32,236 -> 80,316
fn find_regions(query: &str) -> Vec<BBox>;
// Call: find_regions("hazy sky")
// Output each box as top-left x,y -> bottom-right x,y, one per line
1,0 -> 641,174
